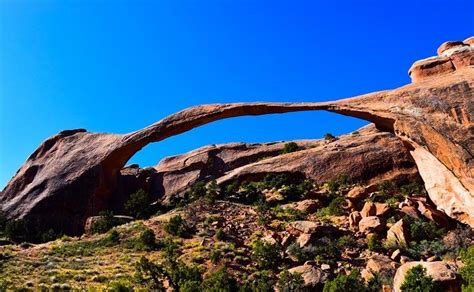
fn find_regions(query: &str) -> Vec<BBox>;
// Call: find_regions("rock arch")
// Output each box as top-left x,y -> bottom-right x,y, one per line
1,39 -> 473,234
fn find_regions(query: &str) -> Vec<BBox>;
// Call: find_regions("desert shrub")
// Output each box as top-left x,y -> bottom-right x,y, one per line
326,174 -> 349,193
287,242 -> 338,264
4,219 -> 27,242
91,210 -> 117,234
405,240 -> 447,258
378,181 -> 395,195
240,270 -> 274,291
271,206 -> 305,221
107,280 -> 133,292
210,249 -> 221,264
105,229 -> 120,246
251,239 -> 281,269
185,181 -> 207,203
366,273 -> 383,292
281,142 -> 299,154
400,265 -> 436,292
0,210 -> 7,232
125,189 -> 152,219
367,234 -> 381,251
323,269 -> 367,292
41,228 -> 60,243
278,270 -> 304,292
164,215 -> 187,237
406,218 -> 445,242
201,267 -> 238,291
337,235 -> 356,249
400,182 -> 426,197
204,180 -> 220,204
162,237 -> 180,261
317,196 -> 346,217
215,228 -> 225,241
324,133 -> 336,141
385,197 -> 399,208
131,228 -> 158,251
459,245 -> 474,290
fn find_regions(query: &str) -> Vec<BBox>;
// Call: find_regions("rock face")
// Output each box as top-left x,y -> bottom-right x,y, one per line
1,38 -> 473,234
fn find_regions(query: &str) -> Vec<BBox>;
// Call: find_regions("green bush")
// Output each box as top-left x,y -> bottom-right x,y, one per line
204,180 -> 220,204
105,229 -> 120,246
185,181 -> 207,203
367,234 -> 380,252
400,183 -> 426,197
460,245 -> 474,291
324,133 -> 336,141
4,219 -> 27,242
125,189 -> 152,219
278,270 -> 304,292
91,210 -> 117,234
251,239 -> 281,269
0,210 -> 7,232
240,270 -> 274,291
406,218 -> 445,242
323,269 -> 367,292
215,228 -> 225,241
317,196 -> 346,217
41,228 -> 60,243
287,242 -> 338,264
210,249 -> 221,264
281,142 -> 299,154
201,267 -> 238,291
107,279 -> 133,292
405,240 -> 447,258
164,215 -> 187,237
400,265 -> 436,292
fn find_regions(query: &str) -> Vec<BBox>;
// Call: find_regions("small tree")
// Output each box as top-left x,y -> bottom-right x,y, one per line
400,265 -> 436,292
125,189 -> 151,219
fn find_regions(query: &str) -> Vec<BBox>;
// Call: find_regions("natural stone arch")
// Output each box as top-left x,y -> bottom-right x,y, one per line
1,41 -> 473,234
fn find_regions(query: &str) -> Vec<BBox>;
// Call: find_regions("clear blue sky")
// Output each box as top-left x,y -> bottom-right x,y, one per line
0,0 -> 473,189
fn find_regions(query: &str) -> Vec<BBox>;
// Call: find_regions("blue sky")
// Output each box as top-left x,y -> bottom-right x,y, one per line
0,0 -> 473,189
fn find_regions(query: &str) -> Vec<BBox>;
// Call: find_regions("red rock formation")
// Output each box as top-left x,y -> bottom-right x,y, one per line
1,38 -> 473,234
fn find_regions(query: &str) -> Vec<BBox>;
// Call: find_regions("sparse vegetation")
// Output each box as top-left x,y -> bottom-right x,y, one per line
251,238 -> 281,269
164,215 -> 187,237
324,133 -> 336,141
281,142 -> 299,154
459,245 -> 474,291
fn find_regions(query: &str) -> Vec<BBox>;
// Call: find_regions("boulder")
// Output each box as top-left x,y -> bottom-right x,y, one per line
400,206 -> 421,219
386,219 -> 409,247
416,201 -> 452,228
437,41 -> 467,55
366,254 -> 399,279
375,203 -> 391,217
393,261 -> 460,292
297,233 -> 312,248
84,215 -> 134,235
360,202 -> 376,217
287,221 -> 320,234
359,216 -> 385,233
287,264 -> 327,288
349,211 -> 362,229
283,199 -> 322,214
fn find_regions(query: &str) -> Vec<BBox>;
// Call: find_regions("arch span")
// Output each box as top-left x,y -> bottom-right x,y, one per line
1,69 -> 473,234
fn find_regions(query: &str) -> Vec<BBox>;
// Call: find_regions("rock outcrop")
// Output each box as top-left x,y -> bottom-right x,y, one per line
1,38 -> 473,234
